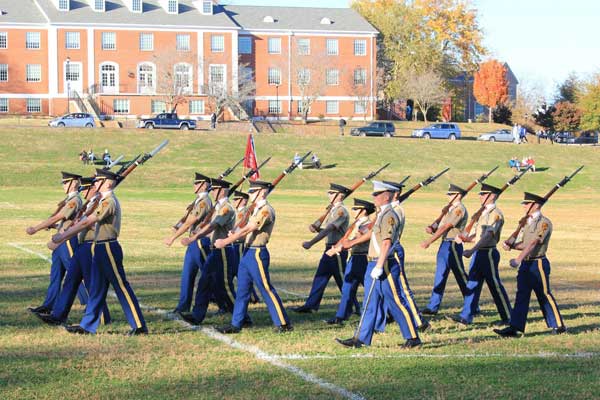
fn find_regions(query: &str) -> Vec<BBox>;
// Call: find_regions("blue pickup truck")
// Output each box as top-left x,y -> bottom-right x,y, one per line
138,113 -> 196,130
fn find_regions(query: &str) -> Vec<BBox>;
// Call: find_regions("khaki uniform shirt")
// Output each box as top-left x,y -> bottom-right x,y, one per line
190,192 -> 212,233
391,201 -> 406,241
325,203 -> 349,245
58,192 -> 82,232
521,213 -> 552,258
245,201 -> 275,247
350,216 -> 371,255
210,198 -> 235,243
78,201 -> 97,243
473,203 -> 504,248
234,205 -> 249,244
439,202 -> 468,240
94,193 -> 121,241
368,204 -> 400,259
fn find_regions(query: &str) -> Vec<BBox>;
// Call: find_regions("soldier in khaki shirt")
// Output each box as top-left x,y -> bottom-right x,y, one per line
215,180 -> 292,334
452,183 -> 511,325
294,183 -> 353,314
495,192 -> 566,337
26,172 -> 85,314
336,181 -> 421,349
421,184 -> 470,314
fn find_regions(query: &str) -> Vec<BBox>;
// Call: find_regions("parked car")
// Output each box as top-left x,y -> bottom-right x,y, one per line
350,122 -> 395,137
553,132 -> 574,143
477,129 -> 514,142
565,131 -> 598,145
138,113 -> 196,130
411,123 -> 461,140
49,113 -> 96,128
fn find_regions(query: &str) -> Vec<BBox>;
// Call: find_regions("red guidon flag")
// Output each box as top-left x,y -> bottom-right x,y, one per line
243,133 -> 259,181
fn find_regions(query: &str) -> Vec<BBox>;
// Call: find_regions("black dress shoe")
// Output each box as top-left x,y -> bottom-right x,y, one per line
28,305 -> 51,314
492,319 -> 510,327
250,295 -> 260,304
401,338 -> 422,349
35,312 -> 64,326
242,316 -> 253,328
179,312 -> 202,326
421,308 -> 438,316
212,308 -> 230,317
551,326 -> 567,335
274,324 -> 294,333
417,319 -> 431,332
292,306 -> 314,314
447,314 -> 469,326
386,314 -> 395,324
336,337 -> 364,348
216,324 -> 241,334
64,324 -> 91,335
324,317 -> 345,325
128,327 -> 149,336
493,326 -> 521,338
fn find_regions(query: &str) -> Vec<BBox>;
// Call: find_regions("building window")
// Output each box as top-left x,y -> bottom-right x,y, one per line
189,100 -> 205,114
326,100 -> 339,114
0,32 -> 7,49
26,64 -> 42,82
65,32 -> 80,49
211,35 -> 224,52
268,100 -> 281,115
297,100 -> 310,114
354,68 -> 366,85
176,34 -> 190,51
326,69 -> 339,85
65,63 -> 80,84
326,39 -> 338,56
151,100 -> 167,114
139,33 -> 153,51
297,68 -> 310,85
168,0 -> 178,13
27,98 -> 42,113
0,64 -> 7,82
239,36 -> 252,54
175,63 -> 193,94
209,65 -> 225,94
354,39 -> 366,56
102,32 -> 116,50
268,67 -> 281,85
0,98 -> 7,113
26,32 -> 41,49
138,63 -> 156,94
58,0 -> 69,10
113,99 -> 130,114
297,38 -> 310,55
354,101 -> 367,114
94,0 -> 105,11
268,37 -> 281,54
202,1 -> 212,14
100,63 -> 118,92
132,0 -> 142,12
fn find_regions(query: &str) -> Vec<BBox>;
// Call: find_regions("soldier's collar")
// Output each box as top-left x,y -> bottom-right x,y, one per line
100,190 -> 113,200
197,191 -> 209,198
378,203 -> 391,212
357,215 -> 369,224
255,199 -> 267,209
528,210 -> 541,221
333,201 -> 343,207
66,191 -> 79,200
217,197 -> 228,205
484,203 -> 496,212
391,200 -> 400,207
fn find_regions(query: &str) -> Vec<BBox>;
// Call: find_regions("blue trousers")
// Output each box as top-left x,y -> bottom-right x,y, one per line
426,240 -> 469,312
460,248 -> 511,323
335,254 -> 368,320
509,257 -> 565,332
191,246 -> 235,321
80,241 -> 146,333
42,237 -> 87,309
229,242 -> 259,302
359,259 -> 419,345
175,237 -> 210,312
231,247 -> 290,328
51,241 -> 111,323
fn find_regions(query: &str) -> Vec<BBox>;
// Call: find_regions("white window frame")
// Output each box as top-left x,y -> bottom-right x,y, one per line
238,36 -> 252,54
354,39 -> 367,56
208,64 -> 227,94
0,98 -> 8,113
176,34 -> 191,52
27,98 -> 42,113
58,0 -> 69,10
268,37 -> 281,54
354,100 -> 367,114
102,32 -> 116,50
113,99 -> 130,114
0,32 -> 7,49
0,64 -> 7,82
354,68 -> 367,86
297,68 -> 310,85
268,100 -> 281,115
64,61 -> 82,93
326,100 -> 339,114
326,69 -> 339,86
26,64 -> 42,82
26,32 -> 41,50
202,0 -> 213,15
326,39 -> 338,56
94,0 -> 105,12
99,62 -> 119,94
174,62 -> 193,94
167,0 -> 178,14
132,0 -> 142,12
297,38 -> 310,55
297,100 -> 310,114
268,67 -> 281,86
211,35 -> 224,53
139,33 -> 154,51
189,100 -> 205,114
65,31 -> 80,50
151,100 -> 167,114
137,62 -> 156,94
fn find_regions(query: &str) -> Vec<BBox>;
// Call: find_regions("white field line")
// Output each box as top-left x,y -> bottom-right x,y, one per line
8,242 -> 366,400
272,352 -> 600,361
276,287 -> 307,299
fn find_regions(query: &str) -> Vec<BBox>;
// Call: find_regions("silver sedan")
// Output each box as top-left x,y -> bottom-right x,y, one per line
477,129 -> 514,142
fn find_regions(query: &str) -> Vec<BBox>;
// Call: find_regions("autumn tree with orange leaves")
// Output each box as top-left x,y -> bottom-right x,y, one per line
473,60 -> 509,122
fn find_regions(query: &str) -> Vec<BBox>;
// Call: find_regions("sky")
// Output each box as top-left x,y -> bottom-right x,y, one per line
223,0 -> 600,100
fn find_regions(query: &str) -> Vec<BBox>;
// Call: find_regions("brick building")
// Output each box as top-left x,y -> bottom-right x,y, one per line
0,0 -> 378,120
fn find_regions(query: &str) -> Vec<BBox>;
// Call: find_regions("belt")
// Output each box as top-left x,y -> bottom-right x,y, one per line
351,252 -> 367,256
94,239 -> 117,244
82,240 -> 94,244
525,255 -> 545,261
443,238 -> 456,242
210,244 -> 233,250
248,245 -> 267,249
478,246 -> 495,250
368,256 -> 395,262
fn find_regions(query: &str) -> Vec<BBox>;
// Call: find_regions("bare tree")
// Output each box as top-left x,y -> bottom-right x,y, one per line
152,48 -> 197,112
289,48 -> 329,123
402,69 -> 448,122
511,79 -> 546,127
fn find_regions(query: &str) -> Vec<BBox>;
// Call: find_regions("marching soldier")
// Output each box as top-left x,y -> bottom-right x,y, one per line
26,172 -> 87,314
52,169 -> 147,335
325,199 -> 374,325
421,184 -> 469,315
215,180 -> 293,334
178,178 -> 237,325
337,181 -> 421,348
165,173 -> 212,313
294,183 -> 355,314
451,183 -> 511,325
495,192 -> 566,337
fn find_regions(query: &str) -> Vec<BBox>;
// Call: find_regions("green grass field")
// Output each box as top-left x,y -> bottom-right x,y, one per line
1,127 -> 599,399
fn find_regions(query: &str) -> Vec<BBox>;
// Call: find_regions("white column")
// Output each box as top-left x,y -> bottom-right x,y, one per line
87,28 -> 95,93
370,35 -> 374,121
288,31 -> 292,118
231,30 -> 238,95
48,26 -> 58,96
197,30 -> 204,94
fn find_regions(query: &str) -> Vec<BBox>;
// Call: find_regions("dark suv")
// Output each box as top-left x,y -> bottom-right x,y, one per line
566,131 -> 598,145
350,122 -> 395,137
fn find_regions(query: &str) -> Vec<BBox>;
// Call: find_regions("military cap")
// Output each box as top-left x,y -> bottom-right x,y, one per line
232,191 -> 249,200
328,183 -> 352,196
94,169 -> 119,181
248,180 -> 273,192
61,171 -> 82,183
371,180 -> 399,195
383,180 -> 405,192
79,177 -> 95,187
210,178 -> 232,189
352,198 -> 376,215
194,173 -> 211,184
479,183 -> 502,195
447,184 -> 467,196
521,191 -> 546,205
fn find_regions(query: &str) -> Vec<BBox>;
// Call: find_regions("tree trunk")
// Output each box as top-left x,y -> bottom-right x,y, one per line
489,106 -> 492,123
422,106 -> 428,123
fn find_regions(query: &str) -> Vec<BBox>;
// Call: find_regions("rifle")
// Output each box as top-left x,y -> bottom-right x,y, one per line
504,165 -> 584,249
398,168 -> 449,203
461,166 -> 531,240
428,165 -> 499,231
310,163 -> 390,231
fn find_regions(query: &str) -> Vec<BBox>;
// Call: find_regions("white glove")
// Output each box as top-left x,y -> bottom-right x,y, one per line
370,267 -> 383,280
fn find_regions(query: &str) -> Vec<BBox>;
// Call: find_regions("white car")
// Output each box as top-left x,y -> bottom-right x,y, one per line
477,129 -> 514,142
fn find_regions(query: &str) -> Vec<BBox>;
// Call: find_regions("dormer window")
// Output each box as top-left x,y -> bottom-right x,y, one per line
168,0 -> 178,14
202,0 -> 212,14
320,17 -> 333,25
131,0 -> 142,12
263,16 -> 275,23
58,0 -> 69,11
91,0 -> 105,12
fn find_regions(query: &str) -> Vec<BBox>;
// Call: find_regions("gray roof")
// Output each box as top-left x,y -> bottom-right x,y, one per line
226,5 -> 378,33
0,0 -> 48,24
